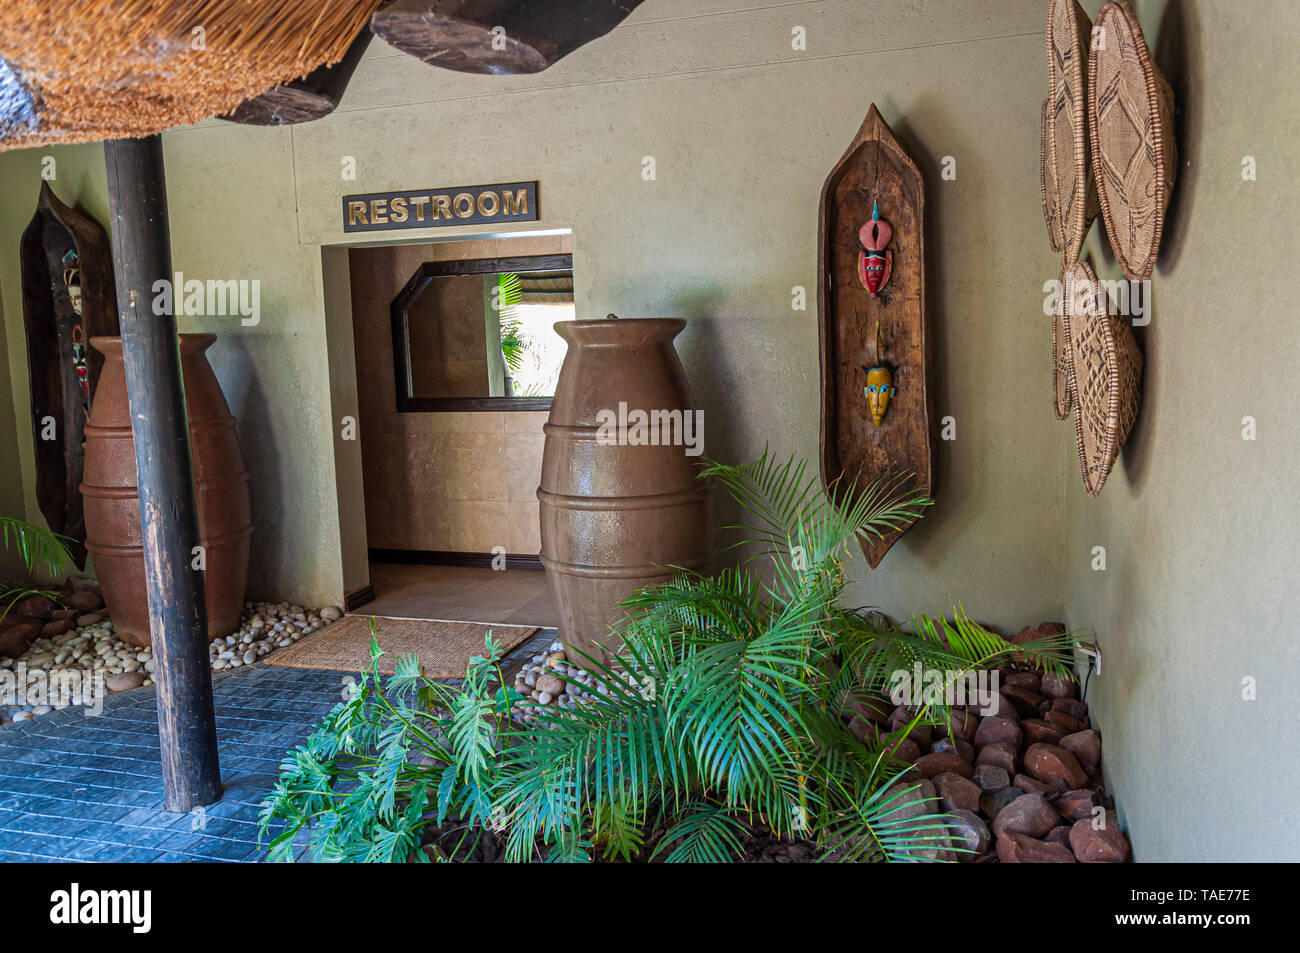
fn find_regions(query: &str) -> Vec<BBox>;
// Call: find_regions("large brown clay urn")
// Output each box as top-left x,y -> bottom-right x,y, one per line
538,317 -> 711,662
81,335 -> 252,647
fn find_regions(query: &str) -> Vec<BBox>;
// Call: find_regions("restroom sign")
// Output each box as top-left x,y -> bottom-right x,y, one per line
342,181 -> 538,232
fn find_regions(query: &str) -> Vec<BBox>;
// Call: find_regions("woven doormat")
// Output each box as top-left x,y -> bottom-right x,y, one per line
264,616 -> 538,678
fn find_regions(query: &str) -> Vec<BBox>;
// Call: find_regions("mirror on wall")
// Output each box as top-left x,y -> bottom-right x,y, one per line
391,253 -> 574,411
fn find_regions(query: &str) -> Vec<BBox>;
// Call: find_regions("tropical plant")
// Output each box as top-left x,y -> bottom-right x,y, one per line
496,272 -> 526,374
259,452 -> 1077,862
258,618 -> 522,862
1,515 -> 72,624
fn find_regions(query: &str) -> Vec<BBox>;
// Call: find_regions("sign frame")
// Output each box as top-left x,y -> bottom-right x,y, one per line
342,180 -> 539,233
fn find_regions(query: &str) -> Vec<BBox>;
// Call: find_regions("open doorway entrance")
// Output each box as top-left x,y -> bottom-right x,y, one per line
324,231 -> 572,627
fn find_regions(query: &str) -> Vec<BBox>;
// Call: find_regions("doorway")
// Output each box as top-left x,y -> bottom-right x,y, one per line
324,231 -> 572,627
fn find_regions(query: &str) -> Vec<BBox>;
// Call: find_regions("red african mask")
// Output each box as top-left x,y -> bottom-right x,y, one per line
857,201 -> 893,298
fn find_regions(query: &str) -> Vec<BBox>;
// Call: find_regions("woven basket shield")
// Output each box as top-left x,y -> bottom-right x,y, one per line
1088,0 -> 1178,281
1062,261 -> 1143,495
1047,0 -> 1100,264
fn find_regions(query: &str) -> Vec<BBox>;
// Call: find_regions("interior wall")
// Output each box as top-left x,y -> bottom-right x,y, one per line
0,144 -> 109,579
0,284 -> 23,579
293,0 -> 1074,628
346,235 -> 567,558
1059,0 -> 1300,862
320,244 -> 369,597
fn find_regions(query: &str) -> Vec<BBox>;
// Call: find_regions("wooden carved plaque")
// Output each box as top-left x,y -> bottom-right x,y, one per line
818,105 -> 935,569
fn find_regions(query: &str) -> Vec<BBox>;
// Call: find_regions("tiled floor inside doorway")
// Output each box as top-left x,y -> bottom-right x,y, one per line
360,562 -> 558,628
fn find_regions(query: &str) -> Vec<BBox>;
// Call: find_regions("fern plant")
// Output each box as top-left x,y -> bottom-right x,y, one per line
1,516 -> 72,623
260,452 -> 1077,862
258,618 -> 525,862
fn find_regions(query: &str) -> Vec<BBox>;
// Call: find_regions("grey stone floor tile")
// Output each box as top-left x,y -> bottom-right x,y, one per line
0,663 -> 348,863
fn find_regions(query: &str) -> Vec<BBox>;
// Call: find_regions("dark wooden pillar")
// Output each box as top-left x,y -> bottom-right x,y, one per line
103,136 -> 222,812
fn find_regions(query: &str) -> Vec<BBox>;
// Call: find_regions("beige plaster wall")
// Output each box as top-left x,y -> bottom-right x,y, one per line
287,0 -> 1072,628
1058,0 -> 1300,861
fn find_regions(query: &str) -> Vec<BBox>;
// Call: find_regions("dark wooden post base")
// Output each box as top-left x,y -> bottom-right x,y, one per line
103,136 -> 222,813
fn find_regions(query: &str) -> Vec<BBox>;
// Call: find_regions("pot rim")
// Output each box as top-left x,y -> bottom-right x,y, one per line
555,317 -> 685,343
90,333 -> 218,355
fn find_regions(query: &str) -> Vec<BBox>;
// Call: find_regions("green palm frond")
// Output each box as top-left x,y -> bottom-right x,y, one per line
697,450 -> 931,594
260,450 -> 1081,864
651,802 -> 748,863
820,775 -> 958,863
497,272 -> 526,372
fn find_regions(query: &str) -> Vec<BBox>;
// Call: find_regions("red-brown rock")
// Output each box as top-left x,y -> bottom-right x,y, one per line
1050,697 -> 1089,720
1059,729 -> 1102,773
996,831 -> 1076,863
931,738 -> 974,762
11,594 -> 57,618
1040,670 -> 1079,699
974,716 -> 1022,750
1043,826 -> 1074,849
1069,818 -> 1130,862
975,741 -> 1017,776
980,786 -> 1022,819
847,715 -> 878,745
1013,773 -> 1049,794
65,589 -> 104,613
884,737 -> 923,763
1010,622 -> 1066,669
882,779 -> 955,861
1044,710 -> 1085,734
1025,743 -> 1089,789
41,617 -> 76,638
933,772 -> 983,813
991,793 -> 1060,839
0,613 -> 44,632
946,709 -> 979,741
972,763 -> 1011,792
1002,684 -> 1048,718
1003,672 -> 1042,693
946,809 -> 991,859
914,752 -> 973,779
1021,719 -> 1065,746
0,623 -> 42,658
889,707 -> 933,748
1056,788 -> 1100,821
984,694 -> 1021,721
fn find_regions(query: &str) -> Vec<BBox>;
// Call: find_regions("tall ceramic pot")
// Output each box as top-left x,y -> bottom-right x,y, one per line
81,335 -> 252,647
538,317 -> 711,663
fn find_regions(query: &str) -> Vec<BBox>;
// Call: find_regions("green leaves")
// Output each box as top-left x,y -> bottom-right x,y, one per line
0,516 -> 73,578
260,451 -> 1082,865
651,802 -> 748,863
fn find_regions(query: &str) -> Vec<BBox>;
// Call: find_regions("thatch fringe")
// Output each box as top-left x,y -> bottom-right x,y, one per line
0,0 -> 381,150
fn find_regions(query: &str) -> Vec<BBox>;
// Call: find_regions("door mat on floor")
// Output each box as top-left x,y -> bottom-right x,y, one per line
264,615 -> 539,679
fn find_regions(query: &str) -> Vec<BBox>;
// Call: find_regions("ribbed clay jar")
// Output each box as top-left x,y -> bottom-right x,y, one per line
538,317 -> 711,662
80,335 -> 252,647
